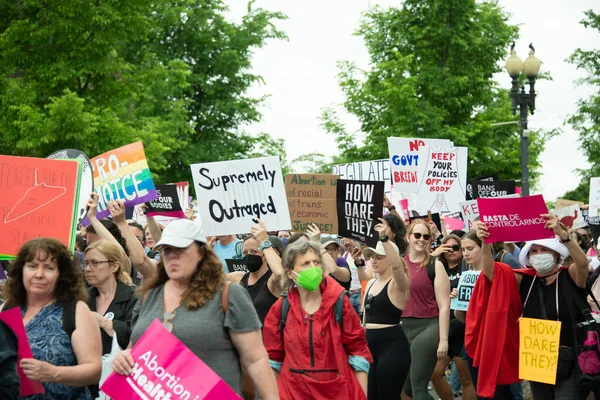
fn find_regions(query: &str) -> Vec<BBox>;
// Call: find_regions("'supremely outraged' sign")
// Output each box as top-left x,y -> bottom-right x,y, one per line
101,319 -> 240,399
336,180 -> 384,247
285,173 -> 339,234
332,159 -> 391,195
477,195 -> 553,243
83,141 -> 157,225
191,156 -> 291,236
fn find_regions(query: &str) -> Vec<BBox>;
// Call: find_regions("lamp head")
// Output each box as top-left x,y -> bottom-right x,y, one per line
523,43 -> 541,79
505,42 -> 523,78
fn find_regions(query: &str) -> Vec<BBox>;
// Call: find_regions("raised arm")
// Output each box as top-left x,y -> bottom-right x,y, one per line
375,218 -> 408,292
252,220 -> 285,296
349,245 -> 372,281
384,195 -> 401,218
476,222 -> 495,282
143,205 -> 162,245
307,224 -> 351,283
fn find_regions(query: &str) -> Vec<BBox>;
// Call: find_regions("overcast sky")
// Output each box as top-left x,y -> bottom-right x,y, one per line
227,0 -> 599,202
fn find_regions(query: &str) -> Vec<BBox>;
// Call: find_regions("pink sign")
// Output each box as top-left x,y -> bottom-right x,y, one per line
0,308 -> 45,396
444,216 -> 465,232
101,319 -> 241,400
477,195 -> 554,244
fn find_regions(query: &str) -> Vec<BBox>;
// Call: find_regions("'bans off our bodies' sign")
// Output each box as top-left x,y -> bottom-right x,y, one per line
191,156 -> 291,236
336,180 -> 384,247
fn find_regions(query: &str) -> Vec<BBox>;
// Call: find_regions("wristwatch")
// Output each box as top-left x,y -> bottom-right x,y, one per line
560,234 -> 572,243
379,235 -> 389,243
258,240 -> 273,251
388,205 -> 396,211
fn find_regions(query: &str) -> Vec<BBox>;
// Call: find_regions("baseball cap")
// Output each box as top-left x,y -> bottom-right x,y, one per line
363,241 -> 399,259
153,219 -> 207,249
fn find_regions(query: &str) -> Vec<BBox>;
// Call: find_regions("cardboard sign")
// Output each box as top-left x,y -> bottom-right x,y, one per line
555,204 -> 586,230
387,137 -> 453,194
336,180 -> 384,247
285,174 -> 338,234
0,155 -> 81,259
590,178 -> 600,218
472,180 -> 516,199
477,195 -> 554,243
460,200 -> 479,231
466,175 -> 498,200
0,308 -> 45,396
101,319 -> 240,399
332,159 -> 392,195
519,318 -> 561,385
450,271 -> 481,311
191,156 -> 291,236
225,259 -> 247,273
146,184 -> 187,219
83,141 -> 157,225
414,146 -> 468,215
46,149 -> 94,225
555,198 -> 585,210
409,213 -> 442,233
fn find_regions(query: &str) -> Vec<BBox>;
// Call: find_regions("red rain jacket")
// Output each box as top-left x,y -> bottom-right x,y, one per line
264,277 -> 372,400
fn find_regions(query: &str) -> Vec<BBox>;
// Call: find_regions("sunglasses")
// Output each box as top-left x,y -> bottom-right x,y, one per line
412,232 -> 431,241
448,244 -> 461,251
162,309 -> 176,332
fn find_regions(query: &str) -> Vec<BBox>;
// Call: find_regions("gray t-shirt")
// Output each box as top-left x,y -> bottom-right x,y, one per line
130,282 -> 261,394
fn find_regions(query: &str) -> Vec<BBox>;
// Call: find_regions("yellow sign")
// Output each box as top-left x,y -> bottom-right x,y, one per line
519,318 -> 561,385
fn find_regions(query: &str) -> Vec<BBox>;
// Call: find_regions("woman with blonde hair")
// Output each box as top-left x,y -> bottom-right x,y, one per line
112,219 -> 279,399
402,219 -> 451,400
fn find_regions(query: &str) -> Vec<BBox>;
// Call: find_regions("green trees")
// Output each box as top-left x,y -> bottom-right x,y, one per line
315,0 -> 550,182
0,0 -> 286,183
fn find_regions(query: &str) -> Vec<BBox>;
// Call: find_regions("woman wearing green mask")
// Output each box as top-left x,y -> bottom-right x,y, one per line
263,240 -> 373,400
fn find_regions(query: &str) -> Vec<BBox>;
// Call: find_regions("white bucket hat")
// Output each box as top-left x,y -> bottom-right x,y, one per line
518,237 -> 569,266
363,241 -> 400,259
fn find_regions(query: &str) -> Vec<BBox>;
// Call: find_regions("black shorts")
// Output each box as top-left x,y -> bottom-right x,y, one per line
448,318 -> 466,359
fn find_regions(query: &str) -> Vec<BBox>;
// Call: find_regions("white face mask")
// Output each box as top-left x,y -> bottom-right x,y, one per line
529,253 -> 556,274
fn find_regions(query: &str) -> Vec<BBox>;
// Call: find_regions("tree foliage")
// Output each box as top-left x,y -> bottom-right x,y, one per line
310,0 -> 551,184
0,0 -> 287,184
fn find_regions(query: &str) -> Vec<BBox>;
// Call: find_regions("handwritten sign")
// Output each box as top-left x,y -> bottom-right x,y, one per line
387,138 -> 453,194
414,146 -> 468,215
225,259 -> 247,273
336,180 -> 384,247
459,200 -> 479,231
332,159 -> 391,195
0,308 -> 45,396
472,180 -> 516,199
590,178 -> 600,218
285,174 -> 338,234
450,271 -> 480,311
146,183 -> 187,219
82,141 -> 157,225
477,195 -> 554,243
519,318 -> 561,385
102,319 -> 240,400
555,204 -> 586,230
0,155 -> 80,259
191,156 -> 291,236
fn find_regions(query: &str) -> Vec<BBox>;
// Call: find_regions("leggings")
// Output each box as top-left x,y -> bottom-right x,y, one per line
464,353 -> 516,400
401,317 -> 439,400
366,325 -> 411,400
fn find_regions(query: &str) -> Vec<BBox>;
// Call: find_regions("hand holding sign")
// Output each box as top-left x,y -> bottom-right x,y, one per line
307,223 -> 322,244
543,213 -> 569,240
20,358 -> 57,382
374,218 -> 389,240
112,349 -> 134,375
108,200 -> 127,224
383,195 -> 393,210
475,221 -> 490,241
86,193 -> 100,222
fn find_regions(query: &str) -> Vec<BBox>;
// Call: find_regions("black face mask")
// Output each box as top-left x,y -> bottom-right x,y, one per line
243,254 -> 264,273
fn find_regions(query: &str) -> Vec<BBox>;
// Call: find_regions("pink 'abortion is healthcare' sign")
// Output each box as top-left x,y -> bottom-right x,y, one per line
101,319 -> 241,400
476,194 -> 554,244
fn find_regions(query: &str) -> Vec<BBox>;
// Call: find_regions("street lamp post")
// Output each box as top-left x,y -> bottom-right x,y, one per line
505,43 -> 541,197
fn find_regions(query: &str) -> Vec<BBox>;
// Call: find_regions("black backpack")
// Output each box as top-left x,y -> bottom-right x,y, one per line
279,291 -> 347,337
4,299 -> 77,338
427,256 -> 436,284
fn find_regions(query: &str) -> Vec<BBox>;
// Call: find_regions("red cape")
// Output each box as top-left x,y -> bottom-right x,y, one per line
465,262 -> 522,398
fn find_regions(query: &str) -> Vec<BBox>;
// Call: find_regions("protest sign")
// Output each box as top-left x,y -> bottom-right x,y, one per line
460,200 -> 479,231
555,198 -> 584,210
191,156 -> 291,236
225,259 -> 247,273
477,195 -> 553,244
0,308 -> 45,396
590,178 -> 600,217
465,175 -> 498,200
0,155 -> 81,259
285,174 -> 338,234
409,212 -> 442,233
387,137 -> 453,194
450,271 -> 481,311
146,183 -> 187,219
472,180 -> 516,199
336,180 -> 384,247
519,318 -> 561,385
554,204 -> 586,230
414,146 -> 468,215
47,149 -> 94,225
444,216 -> 465,232
83,141 -> 157,225
101,319 -> 240,400
332,159 -> 392,195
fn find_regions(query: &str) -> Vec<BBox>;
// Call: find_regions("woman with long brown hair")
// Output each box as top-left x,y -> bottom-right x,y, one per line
111,219 -> 279,399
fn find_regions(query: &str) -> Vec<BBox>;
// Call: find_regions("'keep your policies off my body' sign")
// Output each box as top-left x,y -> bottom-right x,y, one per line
191,157 -> 291,236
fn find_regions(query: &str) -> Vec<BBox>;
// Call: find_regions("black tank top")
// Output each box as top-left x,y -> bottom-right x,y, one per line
240,269 -> 278,324
364,280 -> 403,324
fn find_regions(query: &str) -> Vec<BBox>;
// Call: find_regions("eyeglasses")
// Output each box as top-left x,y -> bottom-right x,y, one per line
84,260 -> 113,268
364,295 -> 374,311
136,236 -> 146,244
412,233 -> 431,241
449,244 -> 461,251
162,309 -> 176,332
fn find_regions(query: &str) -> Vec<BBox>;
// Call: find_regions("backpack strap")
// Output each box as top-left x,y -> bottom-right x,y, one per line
427,256 -> 437,284
334,291 -> 347,331
279,292 -> 290,336
62,299 -> 77,338
222,281 -> 231,314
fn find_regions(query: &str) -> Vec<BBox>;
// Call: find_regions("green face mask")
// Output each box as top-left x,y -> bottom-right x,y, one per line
292,267 -> 323,292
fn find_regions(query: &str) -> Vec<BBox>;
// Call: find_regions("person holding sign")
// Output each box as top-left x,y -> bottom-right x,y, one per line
402,220 -> 451,400
362,219 -> 411,400
263,240 -> 373,399
471,215 -> 590,399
